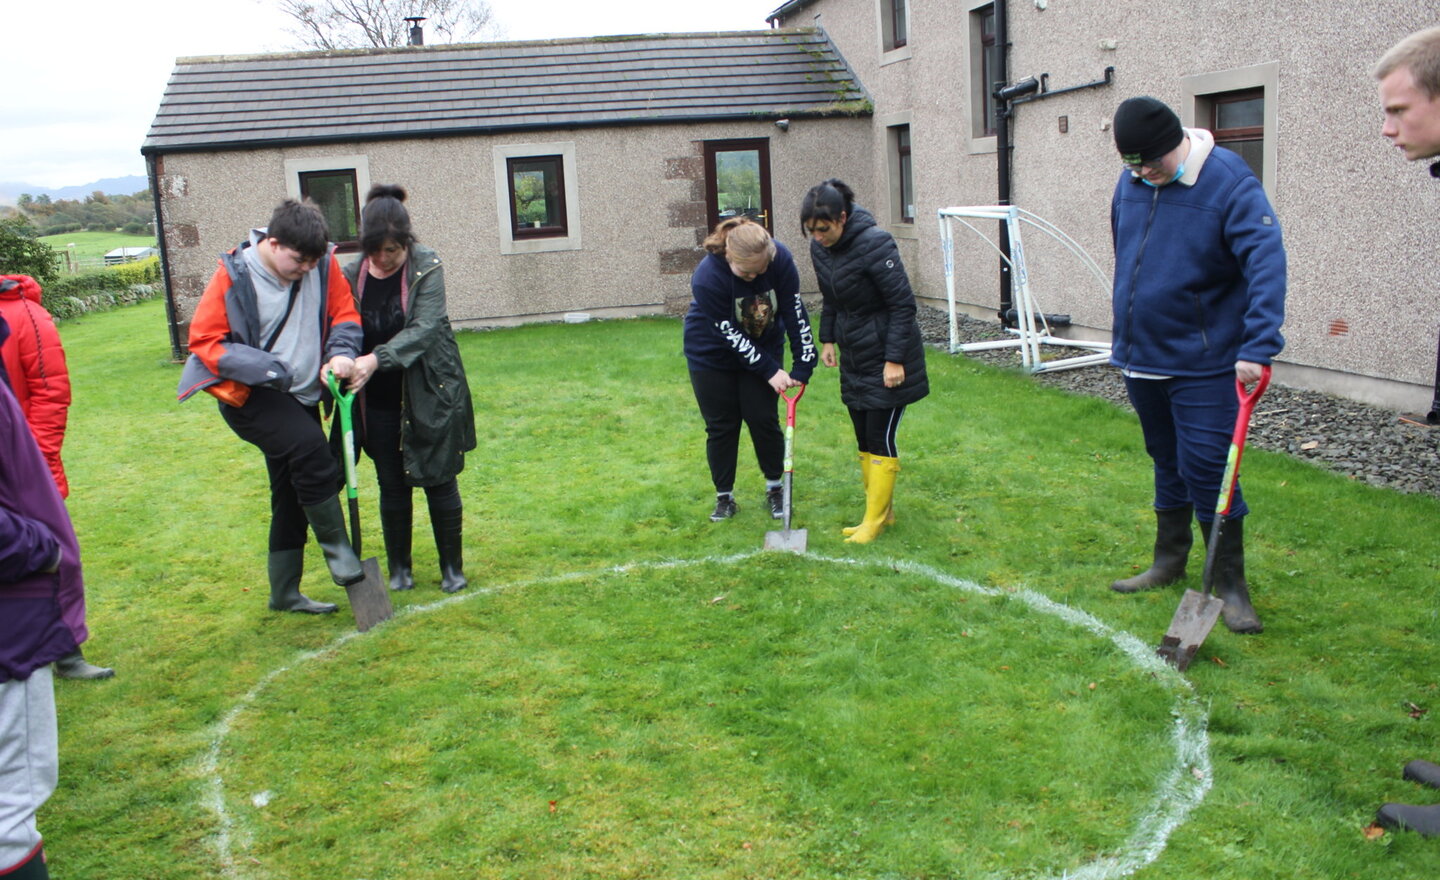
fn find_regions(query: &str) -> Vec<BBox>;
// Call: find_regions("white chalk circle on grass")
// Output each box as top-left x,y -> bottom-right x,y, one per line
200,551 -> 1212,880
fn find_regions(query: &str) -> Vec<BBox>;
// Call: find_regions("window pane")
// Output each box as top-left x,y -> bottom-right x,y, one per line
894,0 -> 907,46
979,5 -> 997,137
510,156 -> 565,234
299,170 -> 357,242
715,150 -> 763,222
1217,97 -> 1263,130
1227,138 -> 1263,182
895,124 -> 914,223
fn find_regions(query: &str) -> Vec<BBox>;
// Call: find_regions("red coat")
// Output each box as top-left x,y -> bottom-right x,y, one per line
0,275 -> 70,498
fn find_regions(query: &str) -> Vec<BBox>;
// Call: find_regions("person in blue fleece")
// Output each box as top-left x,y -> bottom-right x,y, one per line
684,218 -> 816,522
1106,96 -> 1286,636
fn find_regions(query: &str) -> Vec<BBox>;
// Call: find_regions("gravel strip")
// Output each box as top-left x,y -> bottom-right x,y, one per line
916,305 -> 1440,498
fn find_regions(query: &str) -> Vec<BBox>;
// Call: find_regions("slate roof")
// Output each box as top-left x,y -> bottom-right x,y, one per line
142,28 -> 869,154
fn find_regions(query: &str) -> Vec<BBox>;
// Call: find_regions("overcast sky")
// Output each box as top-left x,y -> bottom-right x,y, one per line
1,0 -> 787,192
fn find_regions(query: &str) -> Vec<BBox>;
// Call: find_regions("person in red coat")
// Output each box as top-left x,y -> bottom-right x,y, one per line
0,276 -> 69,496
0,275 -> 113,681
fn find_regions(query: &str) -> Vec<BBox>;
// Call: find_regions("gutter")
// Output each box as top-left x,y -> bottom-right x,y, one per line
139,106 -> 873,159
146,154 -> 185,362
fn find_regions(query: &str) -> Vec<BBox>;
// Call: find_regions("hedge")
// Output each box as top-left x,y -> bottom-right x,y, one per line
42,257 -> 162,320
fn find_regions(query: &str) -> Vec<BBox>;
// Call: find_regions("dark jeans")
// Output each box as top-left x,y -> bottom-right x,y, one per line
219,387 -> 340,552
1124,372 -> 1248,524
689,369 -> 783,494
359,404 -> 461,512
848,406 -> 906,458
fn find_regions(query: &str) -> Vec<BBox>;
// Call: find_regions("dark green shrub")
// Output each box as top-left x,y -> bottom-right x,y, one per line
0,217 -> 59,287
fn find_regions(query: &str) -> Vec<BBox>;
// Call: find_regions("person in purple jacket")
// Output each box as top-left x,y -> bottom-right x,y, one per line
684,217 -> 816,522
1106,96 -> 1287,635
0,314 -> 85,880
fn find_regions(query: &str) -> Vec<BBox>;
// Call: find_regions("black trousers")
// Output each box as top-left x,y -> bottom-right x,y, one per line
689,369 -> 783,494
220,387 -> 339,552
848,406 -> 906,458
358,404 -> 461,513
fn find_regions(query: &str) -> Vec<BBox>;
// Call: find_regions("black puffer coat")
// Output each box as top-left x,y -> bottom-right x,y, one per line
812,206 -> 928,410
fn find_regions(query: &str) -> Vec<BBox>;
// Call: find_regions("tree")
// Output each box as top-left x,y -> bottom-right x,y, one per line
278,0 -> 499,51
0,217 -> 59,288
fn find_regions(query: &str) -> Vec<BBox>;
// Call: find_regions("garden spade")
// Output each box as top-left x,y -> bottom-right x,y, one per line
327,373 -> 393,632
1157,366 -> 1271,671
764,385 -> 808,553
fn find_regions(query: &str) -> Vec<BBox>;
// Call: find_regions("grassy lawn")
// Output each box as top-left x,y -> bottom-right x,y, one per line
41,299 -> 1440,879
37,230 -> 156,262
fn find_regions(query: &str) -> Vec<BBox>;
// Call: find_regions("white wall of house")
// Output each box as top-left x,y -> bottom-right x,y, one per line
775,0 -> 1440,410
156,116 -> 872,340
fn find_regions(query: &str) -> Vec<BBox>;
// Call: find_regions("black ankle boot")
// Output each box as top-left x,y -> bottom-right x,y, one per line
379,504 -> 414,591
1203,516 -> 1263,634
1111,505 -> 1193,593
429,504 -> 468,594
267,549 -> 338,614
302,496 -> 364,587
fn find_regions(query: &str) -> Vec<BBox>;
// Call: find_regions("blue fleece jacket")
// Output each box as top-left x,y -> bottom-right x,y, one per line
1110,138 -> 1286,377
683,240 -> 816,383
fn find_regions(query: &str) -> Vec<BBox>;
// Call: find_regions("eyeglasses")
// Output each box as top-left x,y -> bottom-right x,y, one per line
1123,157 -> 1168,172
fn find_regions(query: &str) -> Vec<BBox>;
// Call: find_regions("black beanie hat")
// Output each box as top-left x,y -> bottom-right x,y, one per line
1114,96 -> 1183,164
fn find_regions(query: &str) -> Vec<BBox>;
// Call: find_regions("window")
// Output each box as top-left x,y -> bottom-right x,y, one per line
298,169 -> 359,246
283,155 -> 370,251
977,5 -> 996,137
894,125 -> 914,223
879,0 -> 910,61
968,2 -> 998,147
492,141 -> 582,255
703,139 -> 773,233
507,156 -> 567,239
884,0 -> 908,50
1210,89 -> 1264,182
880,123 -> 916,225
1182,62 -> 1278,200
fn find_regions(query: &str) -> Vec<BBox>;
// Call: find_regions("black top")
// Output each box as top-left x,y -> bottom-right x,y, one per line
360,268 -> 405,409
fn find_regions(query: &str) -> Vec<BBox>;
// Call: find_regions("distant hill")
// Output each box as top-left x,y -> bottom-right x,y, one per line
0,176 -> 150,203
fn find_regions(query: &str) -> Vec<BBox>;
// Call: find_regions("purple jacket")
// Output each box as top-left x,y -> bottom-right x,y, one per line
0,316 -> 83,682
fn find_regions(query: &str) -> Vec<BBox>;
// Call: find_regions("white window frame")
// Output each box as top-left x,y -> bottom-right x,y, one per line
1181,62 -> 1280,203
493,141 -> 582,255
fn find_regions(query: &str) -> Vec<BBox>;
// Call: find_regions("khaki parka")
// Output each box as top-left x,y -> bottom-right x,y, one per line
342,245 -> 476,486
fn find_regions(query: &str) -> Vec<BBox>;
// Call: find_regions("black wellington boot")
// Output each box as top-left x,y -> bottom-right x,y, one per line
429,503 -> 468,594
1204,516 -> 1263,634
6,846 -> 49,879
302,496 -> 365,587
55,647 -> 115,680
1377,802 -> 1440,837
1111,506 -> 1193,593
1405,759 -> 1440,789
379,504 -> 415,592
267,548 -> 337,614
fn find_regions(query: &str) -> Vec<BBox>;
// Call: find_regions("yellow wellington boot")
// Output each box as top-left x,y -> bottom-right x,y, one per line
842,452 -> 870,536
844,455 -> 899,544
844,453 -> 897,536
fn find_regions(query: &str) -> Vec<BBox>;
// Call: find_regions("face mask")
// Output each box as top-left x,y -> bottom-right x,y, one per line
1142,162 -> 1185,188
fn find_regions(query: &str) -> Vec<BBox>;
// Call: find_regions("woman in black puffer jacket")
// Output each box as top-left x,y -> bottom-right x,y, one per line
801,179 -> 928,543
